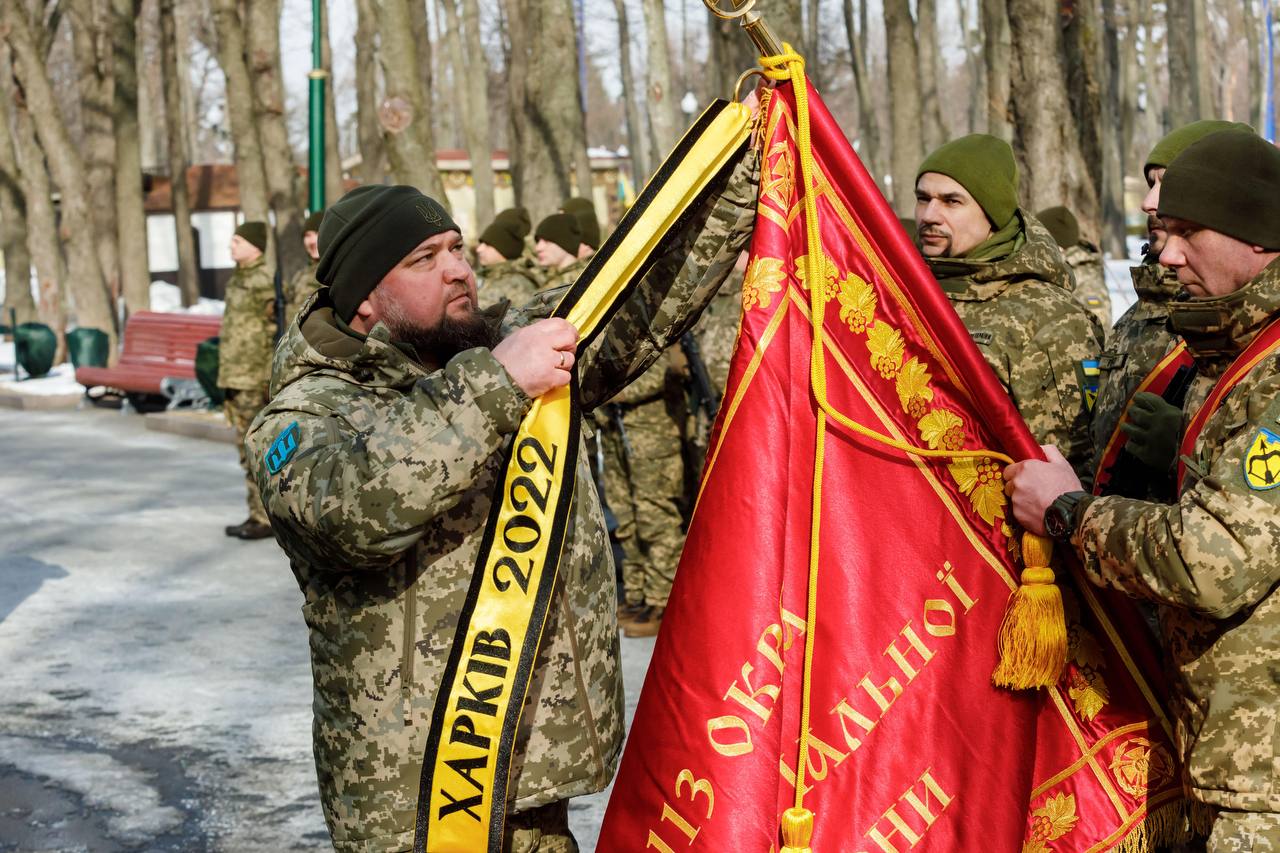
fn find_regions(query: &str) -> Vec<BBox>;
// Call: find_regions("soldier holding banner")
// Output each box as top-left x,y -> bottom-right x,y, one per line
1007,129 -> 1280,851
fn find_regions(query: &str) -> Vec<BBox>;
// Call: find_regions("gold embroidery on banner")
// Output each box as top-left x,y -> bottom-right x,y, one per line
1064,589 -> 1111,721
1024,792 -> 1080,852
895,357 -> 933,418
1109,737 -> 1173,798
947,457 -> 1007,527
761,139 -> 795,212
794,251 -> 841,301
742,257 -> 786,312
837,272 -> 877,334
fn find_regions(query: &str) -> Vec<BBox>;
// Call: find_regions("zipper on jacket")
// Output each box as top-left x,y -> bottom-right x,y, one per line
401,546 -> 418,725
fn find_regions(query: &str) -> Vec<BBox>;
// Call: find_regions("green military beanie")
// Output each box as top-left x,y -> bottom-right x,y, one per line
317,184 -> 459,321
235,221 -> 269,253
534,213 -> 582,257
1159,129 -> 1280,250
917,134 -> 1019,229
1036,206 -> 1080,249
1144,120 -> 1255,177
478,207 -> 531,261
303,210 -> 324,234
561,197 -> 600,250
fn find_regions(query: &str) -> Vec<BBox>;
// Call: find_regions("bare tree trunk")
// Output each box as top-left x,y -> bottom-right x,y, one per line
883,0 -> 925,214
376,0 -> 446,200
1064,0 -> 1104,202
917,0 -> 947,150
1138,0 -> 1162,159
616,0 -> 649,184
642,0 -> 679,163
842,0 -> 882,187
503,0 -> 584,218
956,0 -> 982,133
111,0 -> 150,314
571,8 -> 591,200
320,0 -> 345,206
805,0 -> 820,88
1167,0 -> 1210,126
981,0 -> 1012,141
3,0 -> 116,348
354,0 -> 385,184
1243,0 -> 1263,130
160,0 -> 198,305
211,0 -> 271,224
1098,0 -> 1125,254
1006,0 -> 1100,234
440,0 -> 494,229
0,66 -> 33,326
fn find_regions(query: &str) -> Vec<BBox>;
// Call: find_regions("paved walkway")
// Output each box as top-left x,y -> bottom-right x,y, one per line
0,407 -> 653,852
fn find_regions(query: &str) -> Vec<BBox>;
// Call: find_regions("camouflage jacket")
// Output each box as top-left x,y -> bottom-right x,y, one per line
692,265 -> 745,393
539,257 -> 589,293
1088,260 -> 1183,492
478,256 -> 541,310
1073,257 -> 1280,813
926,214 -> 1104,478
245,149 -> 758,853
1063,242 -> 1112,333
286,259 -> 322,326
217,256 -> 276,391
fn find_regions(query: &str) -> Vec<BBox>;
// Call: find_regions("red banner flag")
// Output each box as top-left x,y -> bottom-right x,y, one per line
598,75 -> 1189,852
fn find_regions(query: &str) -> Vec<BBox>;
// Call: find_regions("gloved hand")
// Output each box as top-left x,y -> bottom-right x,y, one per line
1119,391 -> 1183,471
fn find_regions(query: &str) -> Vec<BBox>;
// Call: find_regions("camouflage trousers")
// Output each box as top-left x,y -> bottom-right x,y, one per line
502,800 -> 578,852
1207,811 -> 1280,852
599,398 -> 686,609
223,386 -> 269,525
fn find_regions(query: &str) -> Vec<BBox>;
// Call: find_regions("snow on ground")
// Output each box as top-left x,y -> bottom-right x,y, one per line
149,281 -> 224,315
0,342 -> 81,396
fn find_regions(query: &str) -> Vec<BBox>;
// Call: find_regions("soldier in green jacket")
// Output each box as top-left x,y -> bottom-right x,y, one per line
219,221 -> 276,540
1037,205 -> 1111,332
476,207 -> 540,309
914,134 -> 1103,479
1006,130 -> 1280,852
534,213 -> 589,292
246,144 -> 758,852
285,210 -> 324,325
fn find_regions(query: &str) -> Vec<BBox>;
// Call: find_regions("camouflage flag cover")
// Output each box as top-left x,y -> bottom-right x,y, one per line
598,80 -> 1190,852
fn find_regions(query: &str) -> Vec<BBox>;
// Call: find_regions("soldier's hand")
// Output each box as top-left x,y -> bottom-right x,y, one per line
1120,392 -> 1182,471
1004,445 -> 1083,537
492,318 -> 579,398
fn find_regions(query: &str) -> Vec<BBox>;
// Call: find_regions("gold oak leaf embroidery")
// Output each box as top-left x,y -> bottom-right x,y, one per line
1068,670 -> 1110,721
948,457 -> 1008,526
836,272 -> 877,334
919,408 -> 965,451
896,357 -> 934,418
1023,792 -> 1079,852
742,257 -> 786,312
794,252 -> 841,301
866,320 -> 905,379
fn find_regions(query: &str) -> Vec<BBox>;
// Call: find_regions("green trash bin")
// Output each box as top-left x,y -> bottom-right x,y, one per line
66,327 -> 110,369
14,322 -> 56,378
195,336 -> 224,406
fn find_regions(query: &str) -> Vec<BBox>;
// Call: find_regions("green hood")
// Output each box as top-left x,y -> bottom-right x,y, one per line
925,212 -> 1075,299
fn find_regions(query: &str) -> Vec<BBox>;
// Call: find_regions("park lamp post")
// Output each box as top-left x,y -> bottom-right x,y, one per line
308,0 -> 327,213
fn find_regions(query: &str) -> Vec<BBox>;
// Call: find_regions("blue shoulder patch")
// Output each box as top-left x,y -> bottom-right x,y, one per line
265,421 -> 301,475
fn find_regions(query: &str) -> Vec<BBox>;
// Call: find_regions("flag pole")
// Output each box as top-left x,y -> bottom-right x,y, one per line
704,0 -> 784,61
308,0 -> 327,212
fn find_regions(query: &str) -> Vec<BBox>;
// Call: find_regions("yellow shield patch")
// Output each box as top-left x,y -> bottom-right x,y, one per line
1243,426 -> 1280,491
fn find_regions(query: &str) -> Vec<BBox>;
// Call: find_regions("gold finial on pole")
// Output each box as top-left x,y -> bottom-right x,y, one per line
704,0 -> 784,57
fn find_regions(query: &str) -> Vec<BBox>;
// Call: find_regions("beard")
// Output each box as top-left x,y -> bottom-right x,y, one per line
377,294 -> 500,364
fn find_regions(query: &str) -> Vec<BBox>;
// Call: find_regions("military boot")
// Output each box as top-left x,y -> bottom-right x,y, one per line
622,606 -> 664,638
225,519 -> 273,540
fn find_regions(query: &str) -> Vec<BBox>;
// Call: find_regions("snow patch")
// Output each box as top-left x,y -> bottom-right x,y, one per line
149,281 -> 224,316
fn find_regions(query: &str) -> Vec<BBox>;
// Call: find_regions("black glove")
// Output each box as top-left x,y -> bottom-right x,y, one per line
1119,391 -> 1183,471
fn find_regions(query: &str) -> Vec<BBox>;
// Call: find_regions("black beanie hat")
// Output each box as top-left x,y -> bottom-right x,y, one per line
534,213 -> 582,257
479,207 -> 531,261
1036,206 -> 1080,249
303,210 -> 324,234
317,185 -> 459,322
235,221 -> 269,253
1159,130 -> 1280,250
561,197 -> 600,250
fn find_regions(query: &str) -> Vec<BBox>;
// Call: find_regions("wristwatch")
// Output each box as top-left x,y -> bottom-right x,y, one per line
1043,491 -> 1092,542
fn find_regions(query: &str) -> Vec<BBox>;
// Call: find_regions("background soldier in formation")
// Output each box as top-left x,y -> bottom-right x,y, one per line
219,221 -> 275,540
562,197 -> 600,260
914,134 -> 1103,480
285,210 -> 324,325
533,212 -> 588,291
1037,205 -> 1111,333
476,207 -> 540,309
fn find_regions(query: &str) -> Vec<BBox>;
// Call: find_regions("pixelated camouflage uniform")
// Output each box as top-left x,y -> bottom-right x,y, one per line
244,149 -> 758,852
687,264 -> 745,467
926,213 -> 1104,478
218,255 -> 275,525
286,258 -> 322,326
1089,259 -> 1183,496
1062,242 -> 1112,333
539,257 -> 589,293
479,256 -> 542,310
1072,257 -> 1280,838
599,353 -> 688,609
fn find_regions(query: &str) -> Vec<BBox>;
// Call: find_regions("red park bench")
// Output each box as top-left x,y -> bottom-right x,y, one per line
76,312 -> 222,402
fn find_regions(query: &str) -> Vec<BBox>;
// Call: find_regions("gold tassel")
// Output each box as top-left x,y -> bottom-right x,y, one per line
780,807 -> 814,853
991,533 -> 1067,690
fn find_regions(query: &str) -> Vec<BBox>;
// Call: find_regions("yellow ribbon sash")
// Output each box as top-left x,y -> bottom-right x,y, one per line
414,99 -> 753,853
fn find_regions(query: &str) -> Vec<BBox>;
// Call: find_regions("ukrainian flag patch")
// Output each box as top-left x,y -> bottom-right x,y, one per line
1077,358 -> 1101,411
265,421 -> 300,475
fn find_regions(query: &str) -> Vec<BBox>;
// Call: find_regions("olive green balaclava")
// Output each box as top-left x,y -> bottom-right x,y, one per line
1159,129 -> 1280,250
1144,120 -> 1255,178
561,197 -> 601,250
917,134 -> 1020,231
316,185 -> 459,322
234,221 -> 268,253
478,207 -> 531,261
1036,206 -> 1080,249
534,213 -> 582,257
